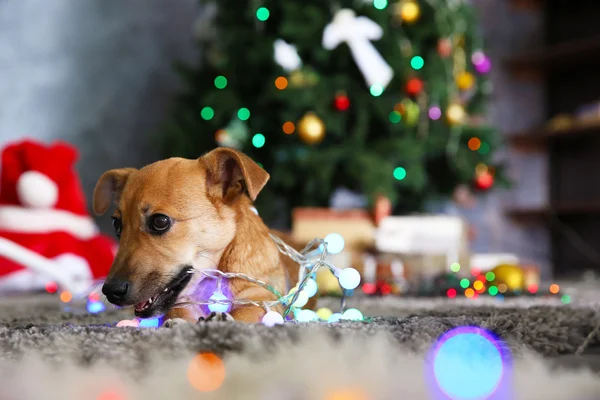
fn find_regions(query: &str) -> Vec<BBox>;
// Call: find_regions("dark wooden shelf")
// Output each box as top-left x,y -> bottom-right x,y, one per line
505,122 -> 600,151
506,201 -> 600,222
506,35 -> 600,76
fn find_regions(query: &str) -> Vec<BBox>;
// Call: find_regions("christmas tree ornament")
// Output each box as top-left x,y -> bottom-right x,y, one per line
437,38 -> 453,57
297,112 -> 326,144
446,103 -> 466,125
274,39 -> 302,72
472,50 -> 492,74
474,170 -> 494,190
456,71 -> 475,91
397,0 -> 420,23
402,99 -> 420,126
289,68 -> 319,88
334,92 -> 351,111
491,264 -> 524,292
323,9 -> 393,89
406,77 -> 424,96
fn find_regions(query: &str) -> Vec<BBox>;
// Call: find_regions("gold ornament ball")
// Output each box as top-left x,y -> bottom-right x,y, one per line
457,72 -> 476,91
492,264 -> 525,292
297,112 -> 326,144
399,1 -> 420,23
446,103 -> 466,125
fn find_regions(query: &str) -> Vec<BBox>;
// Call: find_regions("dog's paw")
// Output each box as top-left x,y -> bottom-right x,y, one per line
198,312 -> 234,323
162,318 -> 189,328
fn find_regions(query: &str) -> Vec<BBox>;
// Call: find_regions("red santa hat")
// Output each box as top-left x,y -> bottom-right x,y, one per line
0,139 -> 116,296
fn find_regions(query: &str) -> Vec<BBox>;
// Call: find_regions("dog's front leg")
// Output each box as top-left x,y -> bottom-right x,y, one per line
229,286 -> 281,323
163,307 -> 196,327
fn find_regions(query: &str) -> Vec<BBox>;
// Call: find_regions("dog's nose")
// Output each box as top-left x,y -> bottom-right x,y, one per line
102,279 -> 130,304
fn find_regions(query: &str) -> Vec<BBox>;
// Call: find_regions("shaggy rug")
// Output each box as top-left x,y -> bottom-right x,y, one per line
1,284 -> 599,400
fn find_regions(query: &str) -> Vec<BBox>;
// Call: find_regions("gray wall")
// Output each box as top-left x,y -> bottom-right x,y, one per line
0,1 -> 552,276
0,0 -> 200,233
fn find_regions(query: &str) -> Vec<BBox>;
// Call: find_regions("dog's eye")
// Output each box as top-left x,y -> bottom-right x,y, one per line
111,217 -> 122,238
148,214 -> 171,233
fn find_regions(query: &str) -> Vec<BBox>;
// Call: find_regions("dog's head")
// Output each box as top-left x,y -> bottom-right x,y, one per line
93,148 -> 269,317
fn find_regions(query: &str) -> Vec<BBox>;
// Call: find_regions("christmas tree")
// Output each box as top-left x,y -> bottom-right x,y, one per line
160,0 -> 504,224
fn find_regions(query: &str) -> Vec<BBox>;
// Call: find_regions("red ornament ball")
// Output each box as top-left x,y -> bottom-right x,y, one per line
334,93 -> 351,111
406,78 -> 424,96
475,171 -> 494,190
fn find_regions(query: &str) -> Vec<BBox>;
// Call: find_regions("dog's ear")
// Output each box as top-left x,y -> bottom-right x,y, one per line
202,148 -> 269,201
93,168 -> 137,215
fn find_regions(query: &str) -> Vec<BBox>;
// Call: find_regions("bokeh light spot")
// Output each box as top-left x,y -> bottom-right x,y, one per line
498,283 -> 508,293
549,283 -> 560,294
237,107 -> 251,120
485,271 -> 496,281
561,294 -> 571,304
87,301 -> 106,314
428,327 -> 509,400
275,76 -> 288,90
488,286 -> 499,296
214,75 -> 227,89
411,56 -> 424,70
478,142 -> 490,155
201,107 -> 214,120
459,278 -> 470,289
429,106 -> 442,120
450,262 -> 460,273
369,84 -> 383,96
325,388 -> 369,400
60,291 -> 72,303
188,353 -> 226,392
138,317 -> 160,328
447,288 -> 457,298
256,7 -> 270,21
528,284 -> 538,294
252,133 -> 266,148
393,167 -> 407,180
473,280 -> 484,291
373,0 -> 388,10
45,281 -> 58,293
468,137 -> 481,151
389,111 -> 402,124
283,121 -> 295,134
464,288 -> 475,298
97,390 -> 124,400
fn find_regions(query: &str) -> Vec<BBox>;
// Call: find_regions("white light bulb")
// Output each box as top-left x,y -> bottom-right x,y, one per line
304,278 -> 318,298
262,311 -> 284,327
293,290 -> 310,308
296,309 -> 319,322
341,308 -> 363,321
324,233 -> 345,254
328,313 -> 343,323
208,292 -> 231,313
339,268 -> 361,290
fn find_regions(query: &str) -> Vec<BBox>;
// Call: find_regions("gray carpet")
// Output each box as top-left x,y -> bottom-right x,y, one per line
1,285 -> 600,399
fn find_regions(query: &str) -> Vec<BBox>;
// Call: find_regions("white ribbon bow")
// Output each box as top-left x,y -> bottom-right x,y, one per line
322,9 -> 393,89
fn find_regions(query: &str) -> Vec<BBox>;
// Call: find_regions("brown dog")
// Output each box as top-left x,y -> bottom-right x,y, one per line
93,148 -> 312,325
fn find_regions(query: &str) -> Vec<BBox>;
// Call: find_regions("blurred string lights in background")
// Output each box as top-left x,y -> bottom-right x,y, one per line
425,326 -> 513,400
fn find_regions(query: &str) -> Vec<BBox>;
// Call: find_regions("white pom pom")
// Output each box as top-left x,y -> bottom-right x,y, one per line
17,171 -> 58,209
